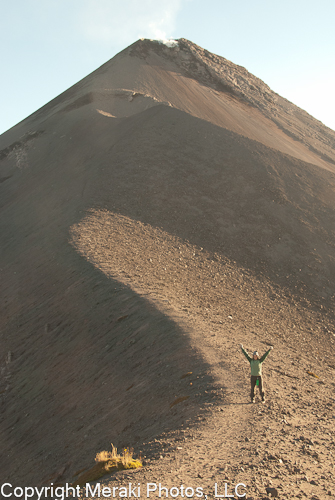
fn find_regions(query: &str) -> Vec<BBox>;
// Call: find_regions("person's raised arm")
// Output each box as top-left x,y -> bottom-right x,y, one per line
240,344 -> 252,362
259,346 -> 273,362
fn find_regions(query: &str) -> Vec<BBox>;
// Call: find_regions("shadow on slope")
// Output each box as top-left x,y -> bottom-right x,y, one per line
0,240 -> 214,486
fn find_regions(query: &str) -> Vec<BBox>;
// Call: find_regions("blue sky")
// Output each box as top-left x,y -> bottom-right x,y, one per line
1,0 -> 335,135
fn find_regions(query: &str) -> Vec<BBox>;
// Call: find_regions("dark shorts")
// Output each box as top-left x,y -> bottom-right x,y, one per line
250,375 -> 264,398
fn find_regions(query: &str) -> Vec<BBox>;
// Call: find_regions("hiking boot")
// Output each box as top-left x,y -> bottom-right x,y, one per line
262,396 -> 266,403
251,398 -> 255,403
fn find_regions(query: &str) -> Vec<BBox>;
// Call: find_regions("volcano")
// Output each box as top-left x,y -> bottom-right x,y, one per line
0,39 -> 334,495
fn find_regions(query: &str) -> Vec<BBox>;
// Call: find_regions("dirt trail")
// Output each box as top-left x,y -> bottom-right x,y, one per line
81,311 -> 335,500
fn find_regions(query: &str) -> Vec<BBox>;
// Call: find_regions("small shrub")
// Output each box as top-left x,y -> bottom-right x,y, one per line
72,444 -> 142,487
121,448 -> 142,469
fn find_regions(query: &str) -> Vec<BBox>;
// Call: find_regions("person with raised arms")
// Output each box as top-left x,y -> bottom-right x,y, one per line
240,344 -> 273,403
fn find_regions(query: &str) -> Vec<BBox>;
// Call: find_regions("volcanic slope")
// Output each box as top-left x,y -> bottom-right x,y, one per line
0,39 -> 335,496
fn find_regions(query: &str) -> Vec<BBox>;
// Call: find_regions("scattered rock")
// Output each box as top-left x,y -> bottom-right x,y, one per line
266,487 -> 278,497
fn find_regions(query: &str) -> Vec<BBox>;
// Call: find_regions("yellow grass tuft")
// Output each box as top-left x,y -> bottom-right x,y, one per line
72,444 -> 142,487
121,447 -> 142,469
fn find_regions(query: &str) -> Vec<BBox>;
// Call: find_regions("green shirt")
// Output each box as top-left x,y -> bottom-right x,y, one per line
241,346 -> 271,376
